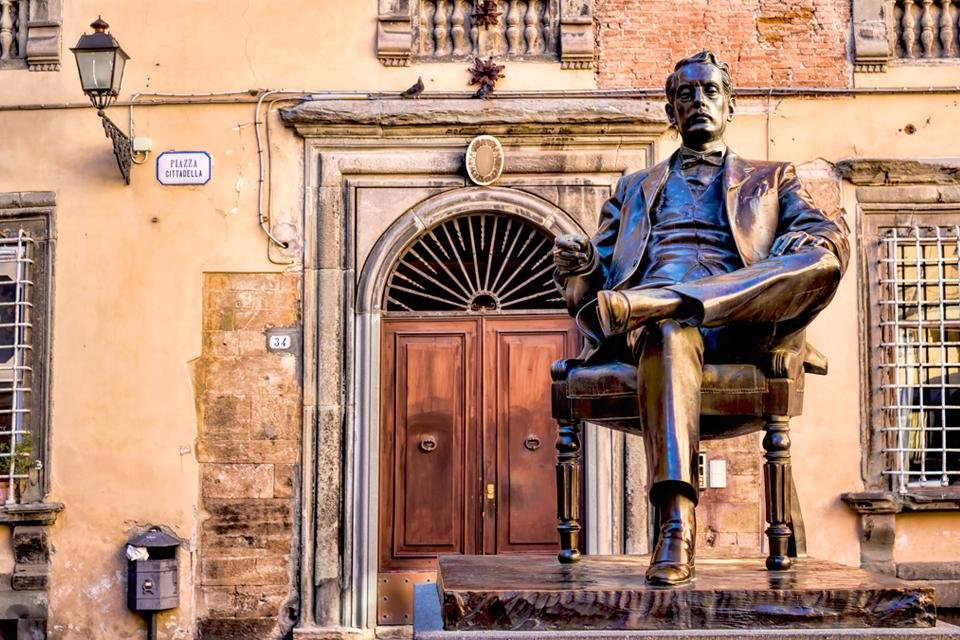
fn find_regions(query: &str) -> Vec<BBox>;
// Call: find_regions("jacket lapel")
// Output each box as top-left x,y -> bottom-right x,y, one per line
723,152 -> 754,263
610,154 -> 672,289
640,154 -> 672,221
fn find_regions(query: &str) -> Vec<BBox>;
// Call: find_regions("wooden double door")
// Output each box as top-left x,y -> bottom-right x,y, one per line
377,314 -> 577,623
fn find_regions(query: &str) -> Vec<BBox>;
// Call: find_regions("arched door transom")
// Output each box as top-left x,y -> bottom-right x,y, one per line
383,213 -> 564,313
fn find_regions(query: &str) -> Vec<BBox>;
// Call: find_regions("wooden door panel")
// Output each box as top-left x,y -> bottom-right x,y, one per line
397,335 -> 463,552
483,317 -> 579,554
380,319 -> 479,571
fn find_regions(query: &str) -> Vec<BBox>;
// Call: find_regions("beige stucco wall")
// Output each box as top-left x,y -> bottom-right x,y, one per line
0,1 -> 587,634
0,1 -> 959,636
3,1 -> 595,107
0,100 -> 306,636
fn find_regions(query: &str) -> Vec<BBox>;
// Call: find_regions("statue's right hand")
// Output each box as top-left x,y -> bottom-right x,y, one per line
553,234 -> 594,275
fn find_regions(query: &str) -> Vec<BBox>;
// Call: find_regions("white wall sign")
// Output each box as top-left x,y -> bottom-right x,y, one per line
265,328 -> 298,354
156,151 -> 212,186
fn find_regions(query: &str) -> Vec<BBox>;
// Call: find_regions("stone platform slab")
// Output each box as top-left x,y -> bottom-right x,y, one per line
414,586 -> 959,640
432,556 -> 937,632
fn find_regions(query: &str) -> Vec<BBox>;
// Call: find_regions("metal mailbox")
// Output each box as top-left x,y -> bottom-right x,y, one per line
127,528 -> 180,612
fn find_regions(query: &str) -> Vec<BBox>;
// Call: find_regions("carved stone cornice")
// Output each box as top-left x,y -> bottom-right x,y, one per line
559,0 -> 594,69
838,158 -> 960,186
0,502 -> 63,526
842,490 -> 960,514
852,0 -> 893,73
24,0 -> 62,72
376,0 -> 412,67
841,491 -> 902,514
0,192 -> 54,209
280,97 -> 668,138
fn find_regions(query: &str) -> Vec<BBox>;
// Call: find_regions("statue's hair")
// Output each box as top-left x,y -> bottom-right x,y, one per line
665,50 -> 733,103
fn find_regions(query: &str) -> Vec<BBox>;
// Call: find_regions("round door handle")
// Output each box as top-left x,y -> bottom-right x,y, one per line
419,435 -> 438,453
524,435 -> 542,451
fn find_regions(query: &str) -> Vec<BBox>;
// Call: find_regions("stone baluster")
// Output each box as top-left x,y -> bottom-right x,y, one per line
435,0 -> 452,55
941,0 -> 957,56
920,0 -> 936,57
902,0 -> 918,57
524,0 -> 542,54
451,0 -> 468,55
885,0 -> 898,55
541,0 -> 554,54
469,1 -> 480,55
0,0 -> 14,60
506,0 -> 522,54
492,3 -> 507,55
421,1 -> 436,55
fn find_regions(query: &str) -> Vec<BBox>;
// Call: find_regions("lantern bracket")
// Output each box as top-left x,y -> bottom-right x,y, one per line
99,111 -> 133,185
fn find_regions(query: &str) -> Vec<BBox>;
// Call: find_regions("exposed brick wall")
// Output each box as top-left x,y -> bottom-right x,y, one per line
195,273 -> 302,640
595,0 -> 850,89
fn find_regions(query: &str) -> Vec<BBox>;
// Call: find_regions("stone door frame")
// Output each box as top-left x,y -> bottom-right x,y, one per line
282,98 -> 669,631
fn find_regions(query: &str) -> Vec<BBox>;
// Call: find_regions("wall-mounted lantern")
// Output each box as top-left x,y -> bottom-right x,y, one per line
71,18 -> 147,184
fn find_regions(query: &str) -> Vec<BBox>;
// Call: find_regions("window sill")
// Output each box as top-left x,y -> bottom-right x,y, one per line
842,490 -> 960,514
0,501 -> 63,526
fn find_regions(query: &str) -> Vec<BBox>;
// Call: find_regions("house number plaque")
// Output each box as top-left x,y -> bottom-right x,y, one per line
265,328 -> 298,354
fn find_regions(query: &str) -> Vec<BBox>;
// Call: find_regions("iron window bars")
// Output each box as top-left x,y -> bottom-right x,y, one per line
878,225 -> 960,492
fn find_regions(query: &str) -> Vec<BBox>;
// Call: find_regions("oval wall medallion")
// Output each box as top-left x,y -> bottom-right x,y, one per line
465,135 -> 505,186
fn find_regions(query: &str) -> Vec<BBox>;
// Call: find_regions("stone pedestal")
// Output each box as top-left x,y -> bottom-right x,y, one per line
424,555 -> 938,635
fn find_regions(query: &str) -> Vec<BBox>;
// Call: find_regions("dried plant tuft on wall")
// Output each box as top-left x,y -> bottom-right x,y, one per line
468,56 -> 505,98
472,0 -> 502,28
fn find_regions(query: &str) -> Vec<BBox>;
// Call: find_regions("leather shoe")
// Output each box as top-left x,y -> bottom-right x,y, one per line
597,288 -> 684,336
646,494 -> 696,586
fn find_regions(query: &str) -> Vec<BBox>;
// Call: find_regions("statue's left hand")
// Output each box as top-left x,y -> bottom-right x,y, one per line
770,231 -> 829,257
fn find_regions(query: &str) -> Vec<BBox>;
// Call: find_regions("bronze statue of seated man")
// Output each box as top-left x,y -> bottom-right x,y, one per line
552,51 -> 849,586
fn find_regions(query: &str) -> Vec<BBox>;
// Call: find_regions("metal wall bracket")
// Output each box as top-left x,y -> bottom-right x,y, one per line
99,112 -> 132,185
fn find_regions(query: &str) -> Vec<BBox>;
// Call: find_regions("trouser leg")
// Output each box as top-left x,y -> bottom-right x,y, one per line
668,247 -> 843,328
634,319 -> 704,505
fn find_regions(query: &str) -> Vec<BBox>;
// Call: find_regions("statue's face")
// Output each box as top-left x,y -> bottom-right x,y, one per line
666,63 -> 733,150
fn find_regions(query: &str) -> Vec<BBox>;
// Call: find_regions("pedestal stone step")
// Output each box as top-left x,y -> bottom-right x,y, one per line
415,587 -> 959,640
432,556 -> 937,633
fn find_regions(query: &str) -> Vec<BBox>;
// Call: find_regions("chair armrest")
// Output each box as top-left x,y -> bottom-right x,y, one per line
762,342 -> 829,379
762,349 -> 804,380
551,358 -> 584,382
802,343 -> 828,376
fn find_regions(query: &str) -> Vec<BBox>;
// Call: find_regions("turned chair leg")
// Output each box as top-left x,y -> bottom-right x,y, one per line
556,418 -> 582,563
763,414 -> 793,570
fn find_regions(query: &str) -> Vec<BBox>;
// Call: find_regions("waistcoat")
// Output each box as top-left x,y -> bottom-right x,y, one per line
637,162 -> 743,285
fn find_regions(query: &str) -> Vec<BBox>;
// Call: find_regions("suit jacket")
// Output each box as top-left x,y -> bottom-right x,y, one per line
560,150 -> 850,317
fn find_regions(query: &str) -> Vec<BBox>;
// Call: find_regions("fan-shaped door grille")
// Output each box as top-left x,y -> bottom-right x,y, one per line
384,213 -> 564,313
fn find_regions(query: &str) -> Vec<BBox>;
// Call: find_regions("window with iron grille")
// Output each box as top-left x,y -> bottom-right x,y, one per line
0,203 -> 51,506
875,225 -> 960,493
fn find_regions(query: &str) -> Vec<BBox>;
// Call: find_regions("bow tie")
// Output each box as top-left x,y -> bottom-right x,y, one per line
679,149 -> 724,170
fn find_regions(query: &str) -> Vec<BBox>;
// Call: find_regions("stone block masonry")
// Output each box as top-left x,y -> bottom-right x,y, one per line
698,435 -> 765,558
595,0 -> 850,89
195,273 -> 302,640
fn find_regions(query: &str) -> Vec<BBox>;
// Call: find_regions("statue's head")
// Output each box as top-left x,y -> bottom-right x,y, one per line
664,51 -> 735,150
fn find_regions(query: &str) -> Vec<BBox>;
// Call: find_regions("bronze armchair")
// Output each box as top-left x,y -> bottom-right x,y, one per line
552,342 -> 827,570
